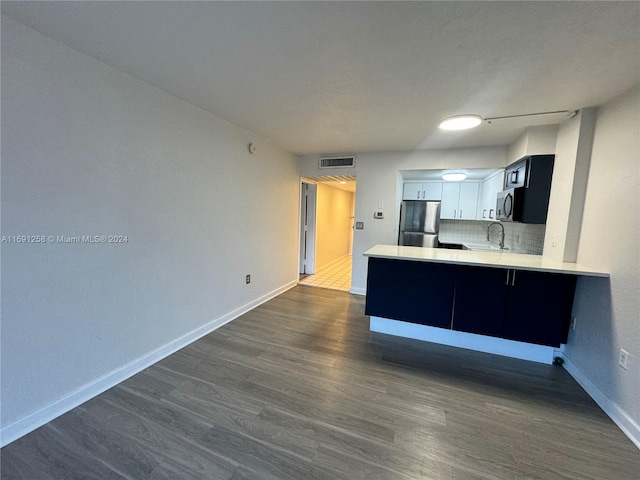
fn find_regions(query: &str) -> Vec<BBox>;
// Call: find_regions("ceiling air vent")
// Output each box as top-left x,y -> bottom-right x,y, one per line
319,155 -> 356,169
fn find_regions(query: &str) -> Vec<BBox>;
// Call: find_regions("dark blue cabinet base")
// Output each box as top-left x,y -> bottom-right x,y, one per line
365,258 -> 456,328
365,258 -> 576,348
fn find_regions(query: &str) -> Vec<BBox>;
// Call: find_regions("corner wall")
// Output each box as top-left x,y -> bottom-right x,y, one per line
564,85 -> 640,446
543,109 -> 597,262
1,16 -> 299,444
506,125 -> 559,164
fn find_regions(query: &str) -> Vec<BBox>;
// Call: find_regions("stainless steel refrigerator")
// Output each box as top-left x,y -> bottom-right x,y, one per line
398,200 -> 440,247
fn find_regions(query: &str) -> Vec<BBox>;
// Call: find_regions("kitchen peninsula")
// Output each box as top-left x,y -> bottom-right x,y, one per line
364,245 -> 609,364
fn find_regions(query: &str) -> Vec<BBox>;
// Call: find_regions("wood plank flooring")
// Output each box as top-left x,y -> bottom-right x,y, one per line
2,285 -> 638,479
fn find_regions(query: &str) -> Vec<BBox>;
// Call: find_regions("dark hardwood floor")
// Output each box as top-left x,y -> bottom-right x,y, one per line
2,285 -> 638,479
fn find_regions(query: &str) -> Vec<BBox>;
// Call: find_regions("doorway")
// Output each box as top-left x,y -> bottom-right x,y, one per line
299,176 -> 356,292
299,182 -> 317,275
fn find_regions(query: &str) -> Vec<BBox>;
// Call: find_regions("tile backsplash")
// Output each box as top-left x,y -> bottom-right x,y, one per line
439,219 -> 546,255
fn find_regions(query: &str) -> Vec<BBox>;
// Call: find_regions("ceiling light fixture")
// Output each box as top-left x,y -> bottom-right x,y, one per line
442,172 -> 467,182
438,115 -> 483,131
439,110 -> 577,131
339,181 -> 347,185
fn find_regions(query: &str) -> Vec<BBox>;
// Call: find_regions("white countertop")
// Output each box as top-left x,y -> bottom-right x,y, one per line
364,245 -> 609,277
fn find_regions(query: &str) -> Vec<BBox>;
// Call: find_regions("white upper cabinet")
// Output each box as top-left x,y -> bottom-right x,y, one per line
441,183 -> 479,220
459,183 -> 480,220
402,182 -> 443,201
476,171 -> 505,220
403,182 -> 423,200
441,183 -> 459,218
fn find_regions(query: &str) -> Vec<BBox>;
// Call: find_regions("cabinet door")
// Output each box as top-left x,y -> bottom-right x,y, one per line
453,267 -> 508,337
365,258 -> 456,329
503,270 -> 576,346
505,159 -> 528,188
477,181 -> 489,220
486,172 -> 505,220
403,183 -> 423,200
422,182 -> 443,201
458,183 -> 479,220
477,172 -> 504,220
440,183 -> 460,219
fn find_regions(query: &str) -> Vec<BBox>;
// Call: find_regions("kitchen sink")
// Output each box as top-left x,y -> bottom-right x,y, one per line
462,242 -> 508,252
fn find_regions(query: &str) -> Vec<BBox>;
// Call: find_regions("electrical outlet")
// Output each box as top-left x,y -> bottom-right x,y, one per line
618,349 -> 629,370
246,274 -> 251,284
571,317 -> 577,330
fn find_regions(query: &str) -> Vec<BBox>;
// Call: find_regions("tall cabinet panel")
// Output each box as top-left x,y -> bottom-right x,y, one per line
477,171 -> 505,220
441,183 -> 461,219
458,183 -> 480,220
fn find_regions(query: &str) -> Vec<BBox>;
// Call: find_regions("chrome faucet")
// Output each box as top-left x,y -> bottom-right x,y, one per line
487,222 -> 505,250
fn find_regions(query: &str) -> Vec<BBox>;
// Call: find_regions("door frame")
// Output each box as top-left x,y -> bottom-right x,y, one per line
299,181 -> 317,275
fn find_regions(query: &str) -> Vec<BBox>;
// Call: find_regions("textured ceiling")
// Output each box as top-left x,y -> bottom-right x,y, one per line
2,1 -> 639,155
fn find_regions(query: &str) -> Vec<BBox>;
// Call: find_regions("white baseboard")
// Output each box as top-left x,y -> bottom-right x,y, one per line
560,354 -> 640,450
370,316 -> 558,364
349,287 -> 366,296
0,280 -> 297,448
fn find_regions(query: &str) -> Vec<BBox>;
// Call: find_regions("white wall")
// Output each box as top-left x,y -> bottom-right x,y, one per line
507,125 -> 558,164
1,16 -> 299,443
564,85 -> 640,444
315,184 -> 354,269
299,147 -> 507,293
543,109 -> 597,262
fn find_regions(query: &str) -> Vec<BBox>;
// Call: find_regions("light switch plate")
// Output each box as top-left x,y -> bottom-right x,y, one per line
619,349 -> 629,370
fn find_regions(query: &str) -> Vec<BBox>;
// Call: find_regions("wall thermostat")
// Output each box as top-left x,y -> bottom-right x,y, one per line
374,210 -> 384,219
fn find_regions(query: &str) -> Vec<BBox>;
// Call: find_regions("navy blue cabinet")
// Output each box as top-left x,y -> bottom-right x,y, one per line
365,257 -> 577,347
365,258 -> 456,328
502,270 -> 576,346
453,266 -> 509,337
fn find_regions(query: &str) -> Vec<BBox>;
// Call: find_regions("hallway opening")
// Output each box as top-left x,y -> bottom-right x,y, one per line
299,175 -> 356,292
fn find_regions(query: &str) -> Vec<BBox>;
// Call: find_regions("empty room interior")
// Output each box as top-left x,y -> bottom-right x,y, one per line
1,2 -> 639,479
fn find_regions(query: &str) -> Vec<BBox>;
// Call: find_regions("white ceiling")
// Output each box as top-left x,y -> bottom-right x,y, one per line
302,175 -> 357,193
2,2 -> 639,155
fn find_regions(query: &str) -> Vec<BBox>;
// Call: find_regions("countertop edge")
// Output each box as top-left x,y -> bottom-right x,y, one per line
363,245 -> 610,278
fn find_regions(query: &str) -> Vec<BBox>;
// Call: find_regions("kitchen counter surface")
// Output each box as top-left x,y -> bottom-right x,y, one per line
364,244 -> 609,277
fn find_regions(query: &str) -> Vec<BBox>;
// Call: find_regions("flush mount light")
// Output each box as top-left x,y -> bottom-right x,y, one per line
442,172 -> 467,182
339,181 -> 347,185
438,115 -> 483,131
